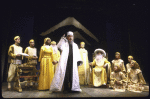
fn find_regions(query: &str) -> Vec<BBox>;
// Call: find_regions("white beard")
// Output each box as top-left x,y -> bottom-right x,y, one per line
51,45 -> 58,54
95,54 -> 103,62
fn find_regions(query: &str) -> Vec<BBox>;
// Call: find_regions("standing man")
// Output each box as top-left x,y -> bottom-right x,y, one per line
50,31 -> 83,93
24,39 -> 38,88
78,42 -> 90,85
50,41 -> 60,73
7,36 -> 23,90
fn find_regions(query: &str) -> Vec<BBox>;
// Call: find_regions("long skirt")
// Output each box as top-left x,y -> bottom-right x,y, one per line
92,67 -> 107,87
38,57 -> 54,90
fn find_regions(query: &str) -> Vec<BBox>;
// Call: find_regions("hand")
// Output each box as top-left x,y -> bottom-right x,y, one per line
52,61 -> 58,65
32,56 -> 38,59
116,81 -> 121,85
103,64 -> 108,68
63,34 -> 65,37
16,54 -> 21,57
89,63 -> 92,66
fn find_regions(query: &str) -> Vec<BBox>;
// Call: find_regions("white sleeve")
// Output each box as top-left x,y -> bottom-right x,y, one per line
57,37 -> 67,51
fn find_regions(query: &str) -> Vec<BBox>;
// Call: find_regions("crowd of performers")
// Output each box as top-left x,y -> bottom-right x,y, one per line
7,31 -> 148,93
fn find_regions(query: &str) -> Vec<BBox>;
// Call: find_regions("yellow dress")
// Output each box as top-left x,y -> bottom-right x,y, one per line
91,58 -> 110,87
78,48 -> 90,85
38,45 -> 54,90
52,50 -> 60,73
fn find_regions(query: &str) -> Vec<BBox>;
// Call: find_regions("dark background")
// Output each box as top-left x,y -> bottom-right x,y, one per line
1,0 -> 149,83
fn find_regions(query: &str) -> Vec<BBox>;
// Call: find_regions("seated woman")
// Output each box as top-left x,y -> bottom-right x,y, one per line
111,52 -> 126,74
109,64 -> 127,92
89,48 -> 110,87
127,60 -> 146,93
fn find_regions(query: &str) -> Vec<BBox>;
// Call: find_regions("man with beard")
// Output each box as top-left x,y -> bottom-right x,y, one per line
89,49 -> 110,87
50,41 -> 60,73
49,31 -> 83,93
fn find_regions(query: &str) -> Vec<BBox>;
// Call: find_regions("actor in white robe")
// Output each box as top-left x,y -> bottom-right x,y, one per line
78,42 -> 90,85
49,31 -> 83,93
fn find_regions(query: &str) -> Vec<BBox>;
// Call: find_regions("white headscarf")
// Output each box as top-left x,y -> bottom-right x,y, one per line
50,45 -> 58,54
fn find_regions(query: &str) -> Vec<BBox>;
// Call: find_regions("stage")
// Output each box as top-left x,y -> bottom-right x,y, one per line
2,82 -> 149,98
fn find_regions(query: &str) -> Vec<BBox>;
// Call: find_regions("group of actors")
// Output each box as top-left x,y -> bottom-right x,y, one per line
7,31 -> 148,93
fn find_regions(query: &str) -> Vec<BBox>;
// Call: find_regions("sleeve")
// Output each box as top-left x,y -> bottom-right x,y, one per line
57,37 -> 67,51
111,60 -> 114,72
91,59 -> 96,66
76,44 -> 83,66
38,46 -> 44,62
138,72 -> 146,84
8,45 -> 16,58
51,47 -> 54,62
110,72 -> 115,81
104,58 -> 111,65
22,47 -> 23,60
121,61 -> 126,73
136,69 -> 146,84
57,50 -> 60,61
126,64 -> 129,73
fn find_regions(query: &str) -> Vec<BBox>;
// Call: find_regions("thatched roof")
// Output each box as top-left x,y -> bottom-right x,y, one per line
40,17 -> 99,45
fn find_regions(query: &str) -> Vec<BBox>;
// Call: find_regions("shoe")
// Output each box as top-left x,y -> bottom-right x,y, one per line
80,89 -> 82,92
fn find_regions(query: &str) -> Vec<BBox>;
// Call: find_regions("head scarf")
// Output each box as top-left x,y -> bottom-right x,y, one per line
115,52 -> 121,59
67,31 -> 74,36
43,37 -> 51,46
29,39 -> 34,44
131,60 -> 140,69
128,55 -> 133,59
14,36 -> 20,41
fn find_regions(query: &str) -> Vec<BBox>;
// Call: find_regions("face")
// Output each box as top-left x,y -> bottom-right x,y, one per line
80,44 -> 85,48
130,61 -> 135,67
30,41 -> 34,47
46,39 -> 51,45
128,57 -> 132,63
15,38 -> 20,44
67,35 -> 73,42
115,54 -> 120,59
97,52 -> 102,55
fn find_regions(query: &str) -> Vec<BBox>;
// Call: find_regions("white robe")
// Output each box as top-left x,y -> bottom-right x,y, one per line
49,37 -> 83,92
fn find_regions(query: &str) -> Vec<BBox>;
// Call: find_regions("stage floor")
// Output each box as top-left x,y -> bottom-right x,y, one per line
2,82 -> 149,98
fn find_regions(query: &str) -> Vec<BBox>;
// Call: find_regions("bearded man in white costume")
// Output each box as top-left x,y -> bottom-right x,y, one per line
49,31 -> 83,93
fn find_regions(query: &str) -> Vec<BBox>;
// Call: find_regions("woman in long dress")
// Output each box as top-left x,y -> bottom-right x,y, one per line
38,37 -> 57,90
127,60 -> 146,92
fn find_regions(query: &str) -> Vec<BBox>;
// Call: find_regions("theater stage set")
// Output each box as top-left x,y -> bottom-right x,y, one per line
1,0 -> 149,98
